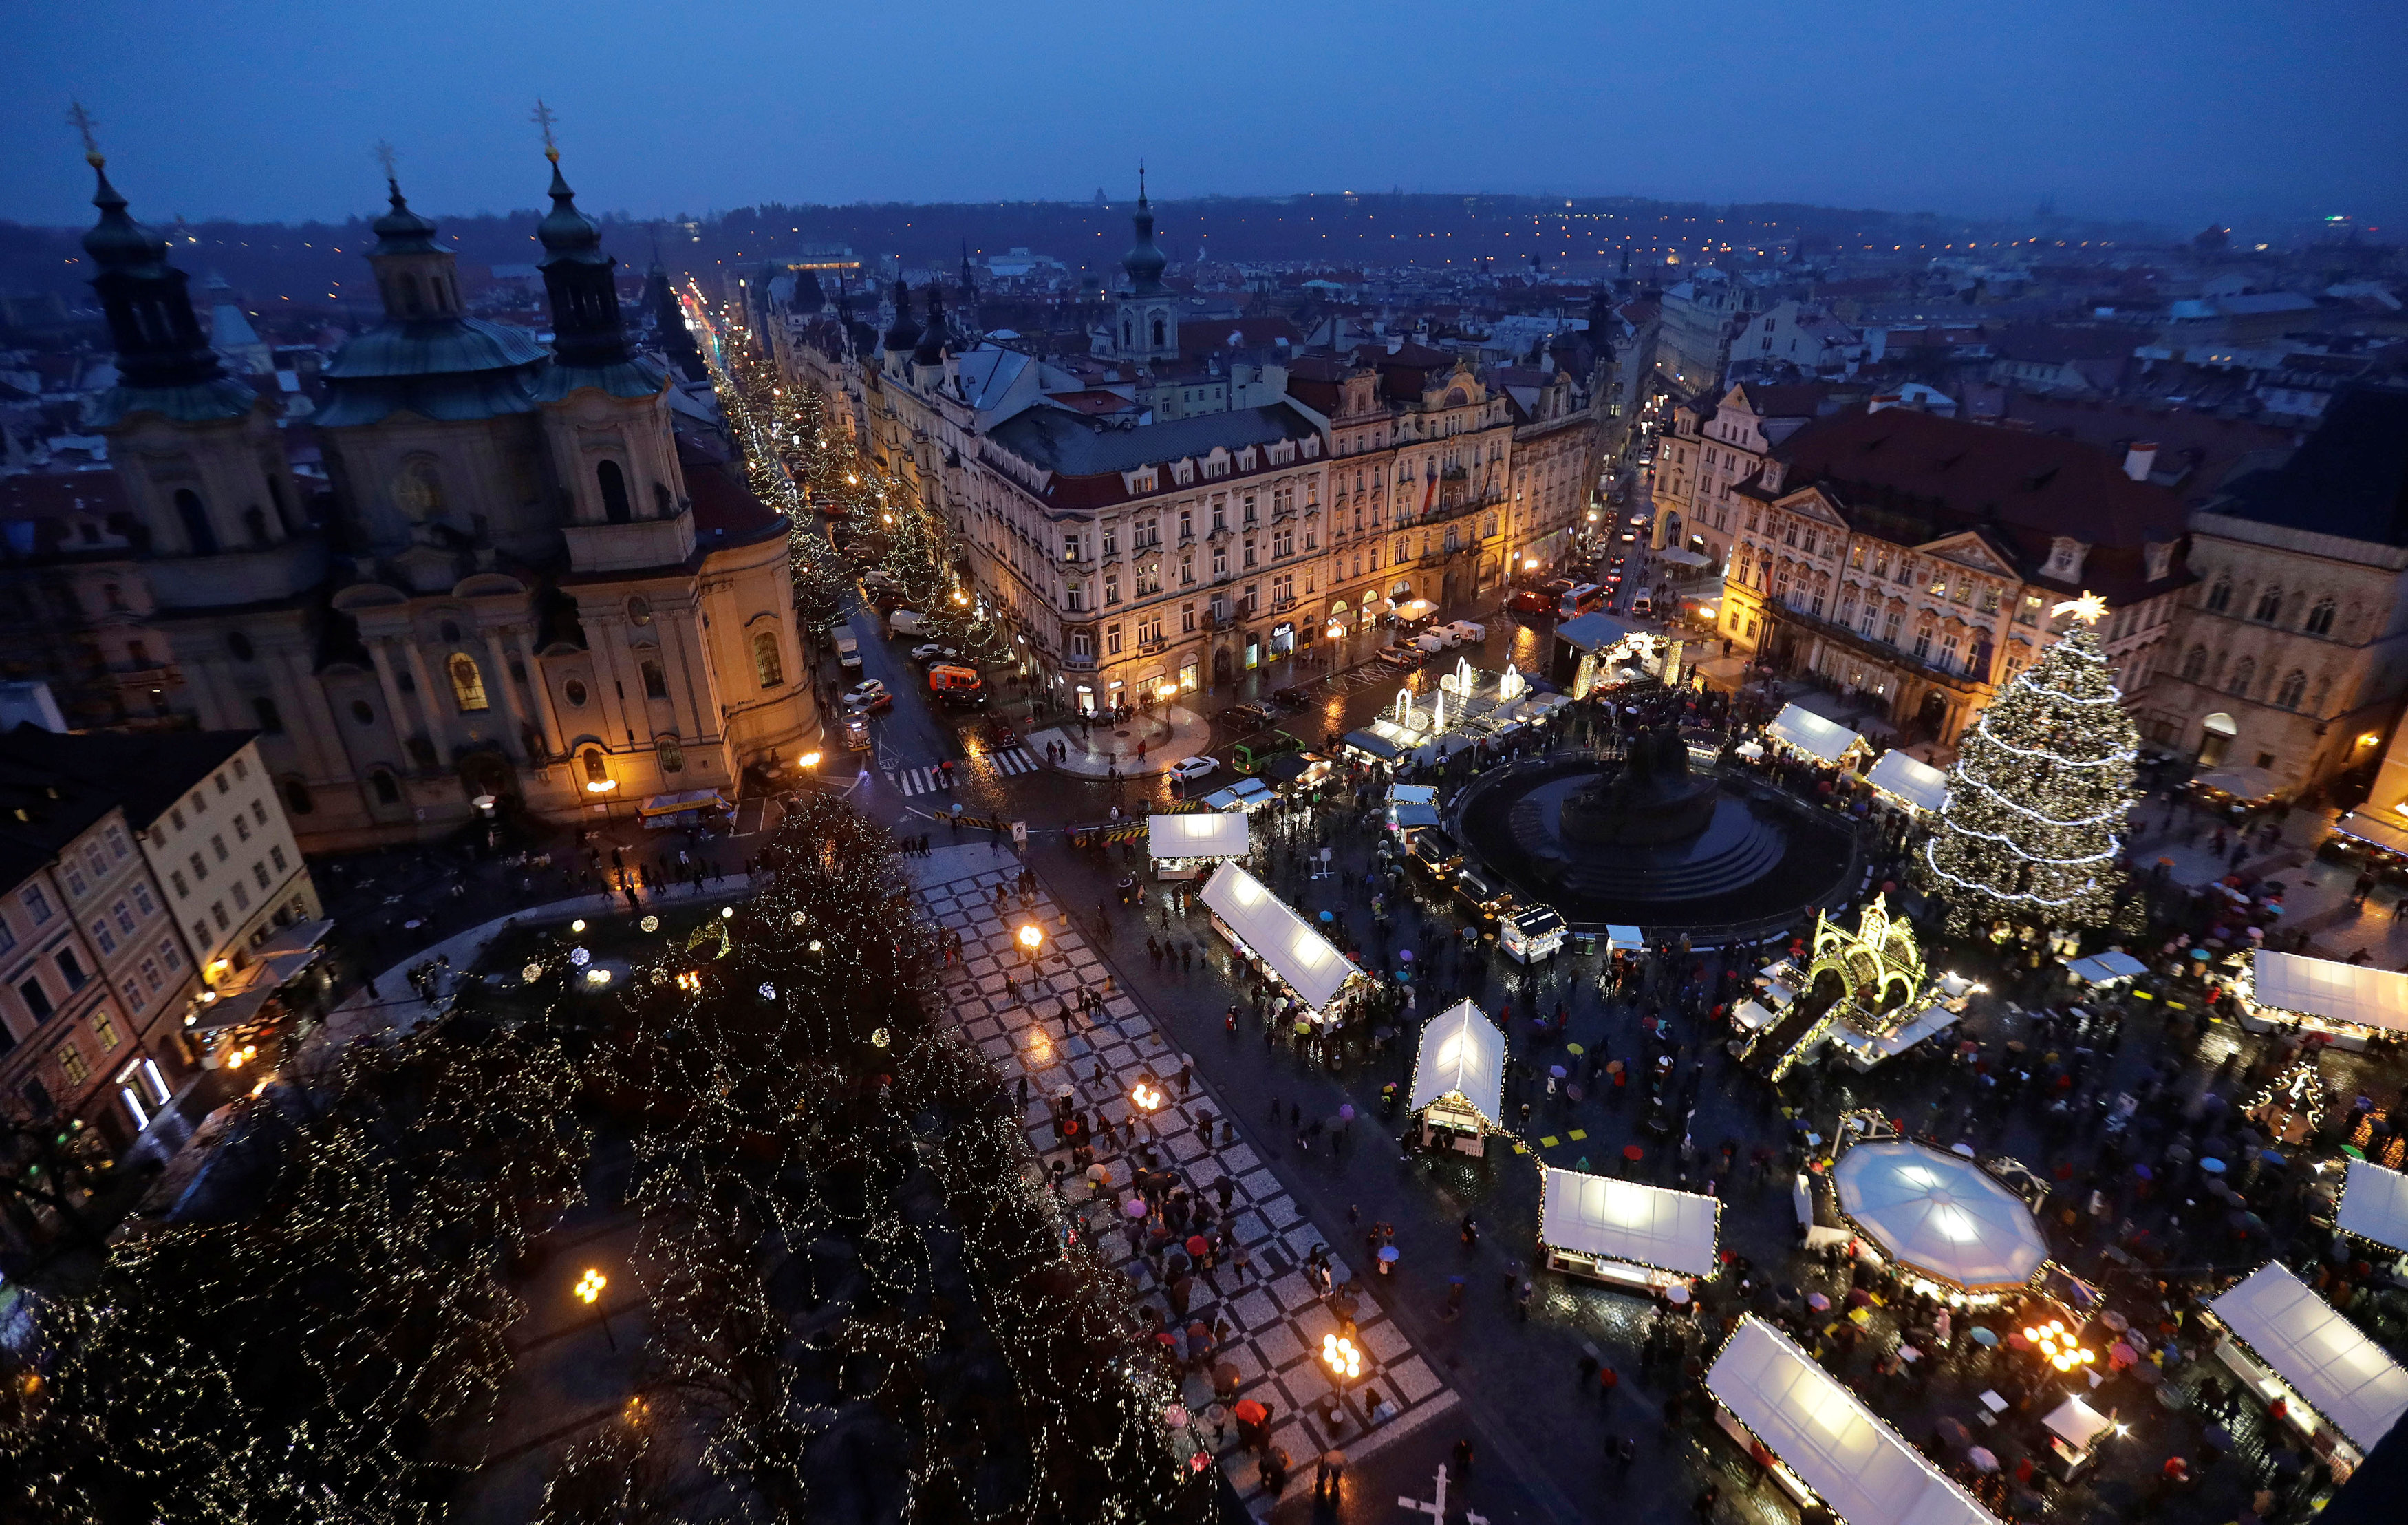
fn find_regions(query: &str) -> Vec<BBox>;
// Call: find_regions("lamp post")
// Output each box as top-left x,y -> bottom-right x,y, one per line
576,1267 -> 616,1350
1017,922 -> 1043,968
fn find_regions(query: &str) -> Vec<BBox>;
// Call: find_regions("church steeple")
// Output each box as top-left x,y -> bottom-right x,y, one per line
530,103 -> 636,370
881,277 -> 921,354
1122,166 -> 1168,295
74,107 -> 229,396
1113,167 -> 1176,363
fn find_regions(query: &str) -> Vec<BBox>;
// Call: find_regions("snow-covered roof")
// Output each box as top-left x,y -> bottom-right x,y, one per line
1831,1141 -> 2046,1290
2337,1160 -> 2408,1255
1867,749 -> 1948,812
1767,703 -> 1862,765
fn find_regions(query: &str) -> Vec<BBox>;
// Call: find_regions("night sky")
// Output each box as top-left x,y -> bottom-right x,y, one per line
6,0 -> 2400,231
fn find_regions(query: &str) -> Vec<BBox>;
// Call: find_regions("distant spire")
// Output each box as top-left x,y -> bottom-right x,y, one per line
1123,166 -> 1167,295
529,104 -> 634,368
71,107 -> 232,399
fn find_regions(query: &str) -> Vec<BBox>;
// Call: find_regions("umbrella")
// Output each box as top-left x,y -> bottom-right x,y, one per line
1623,1144 -> 1645,1161
2109,1342 -> 2136,1369
2205,1425 -> 2235,1451
2200,1158 -> 2226,1174
2190,948 -> 2212,961
1968,1447 -> 2001,1474
2133,1363 -> 2162,1387
1550,1065 -> 1568,1078
1969,1327 -> 1999,1347
1567,1043 -> 1586,1056
1319,910 -> 1334,923
1378,1245 -> 1399,1263
1936,1417 -> 1972,1451
1213,1361 -> 1240,1391
1375,1025 -> 1397,1043
1339,1104 -> 1355,1121
1398,950 -> 1414,963
1666,1284 -> 1692,1305
2100,1312 -> 2129,1332
1232,1399 -> 1269,1425
2133,1164 -> 2153,1180
1807,1292 -> 1832,1312
1124,1198 -> 1150,1219
1187,1235 -> 1210,1259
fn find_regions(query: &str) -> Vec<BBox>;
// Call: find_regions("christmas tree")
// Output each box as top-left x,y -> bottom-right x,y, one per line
1916,594 -> 2140,935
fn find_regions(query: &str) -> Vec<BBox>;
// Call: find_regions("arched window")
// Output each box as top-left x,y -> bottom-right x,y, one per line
653,482 -> 673,518
2180,646 -> 2207,682
2227,657 -> 2255,696
175,489 -> 217,555
2253,586 -> 2283,621
2205,578 -> 2232,612
448,652 -> 489,712
596,461 -> 632,523
580,746 -> 609,787
282,778 -> 314,815
1121,319 -> 1132,348
753,630 -> 784,687
639,658 -> 668,700
2274,670 -> 2307,710
1151,317 -> 1165,348
350,699 -> 374,725
369,769 -> 400,804
2305,598 -> 2336,636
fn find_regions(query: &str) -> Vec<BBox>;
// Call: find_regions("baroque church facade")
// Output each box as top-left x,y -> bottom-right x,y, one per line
64,145 -> 815,848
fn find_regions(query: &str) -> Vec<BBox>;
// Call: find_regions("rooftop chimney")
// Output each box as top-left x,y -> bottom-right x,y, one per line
2124,441 -> 2158,482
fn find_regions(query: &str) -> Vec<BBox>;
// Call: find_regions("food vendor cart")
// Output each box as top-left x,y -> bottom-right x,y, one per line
2204,1262 -> 2408,1480
1706,1318 -> 1997,1525
1538,1167 -> 1719,1297
1147,811 -> 1250,882
1198,862 -> 1362,1028
1407,999 -> 1506,1155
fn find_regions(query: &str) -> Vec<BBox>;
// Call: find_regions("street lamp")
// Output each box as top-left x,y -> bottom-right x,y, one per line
798,750 -> 823,769
576,1268 -> 616,1350
1017,924 -> 1043,963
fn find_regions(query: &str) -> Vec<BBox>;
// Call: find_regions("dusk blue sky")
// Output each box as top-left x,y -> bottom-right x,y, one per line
7,0 -> 2401,232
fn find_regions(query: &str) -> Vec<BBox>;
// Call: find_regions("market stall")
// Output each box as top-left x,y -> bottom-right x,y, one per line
1386,783 -> 1442,838
2039,1395 -> 2119,1482
641,788 -> 733,829
1407,999 -> 1506,1155
1500,903 -> 1567,964
1831,1139 -> 2049,1303
2330,808 -> 2408,871
1147,811 -> 1250,881
2204,1262 -> 2408,1474
1198,862 -> 1362,1027
1705,1316 -> 1999,1525
2065,950 -> 2148,988
2337,1160 -> 2408,1257
1866,748 -> 1950,814
1823,1001 -> 1963,1071
1765,703 -> 1867,767
2238,949 -> 2408,1052
1199,778 -> 1276,813
1538,1167 -> 1719,1296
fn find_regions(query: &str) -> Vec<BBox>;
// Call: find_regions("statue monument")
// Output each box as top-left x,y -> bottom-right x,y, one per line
1558,725 -> 1721,846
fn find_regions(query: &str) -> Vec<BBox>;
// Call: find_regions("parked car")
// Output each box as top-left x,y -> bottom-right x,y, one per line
1269,686 -> 1312,711
841,679 -> 892,712
1225,701 -> 1278,730
835,634 -> 862,674
1168,756 -> 1220,784
842,714 -> 872,751
910,643 -> 962,667
1375,645 -> 1423,670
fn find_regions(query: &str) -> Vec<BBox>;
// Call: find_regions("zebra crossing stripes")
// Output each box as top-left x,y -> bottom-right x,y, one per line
885,747 -> 1040,797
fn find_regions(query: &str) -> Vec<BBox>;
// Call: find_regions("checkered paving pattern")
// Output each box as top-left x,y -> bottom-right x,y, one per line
919,857 -> 1456,1506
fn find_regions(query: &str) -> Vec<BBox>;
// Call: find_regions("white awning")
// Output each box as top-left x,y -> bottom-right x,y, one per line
1408,999 -> 1505,1124
2195,765 -> 2279,800
1540,1168 -> 1720,1278
1148,811 -> 1249,863
2210,1261 -> 2408,1451
2066,951 -> 2148,984
2338,1161 -> 2408,1255
1706,1319 -> 1999,1525
1396,599 -> 1437,621
2043,1396 -> 2116,1452
1199,862 -> 1357,1011
1827,1004 -> 1961,1064
2252,950 -> 2408,1034
2334,810 -> 2408,858
1867,749 -> 1949,812
1767,703 -> 1862,765
1832,1140 -> 2047,1290
1655,545 -> 1711,567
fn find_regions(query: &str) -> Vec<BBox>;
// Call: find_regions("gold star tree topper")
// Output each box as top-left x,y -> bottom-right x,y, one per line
2052,590 -> 2109,625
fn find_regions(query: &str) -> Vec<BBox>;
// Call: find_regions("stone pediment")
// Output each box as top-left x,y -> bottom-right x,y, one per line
1919,530 -> 2021,579
1772,486 -> 1849,528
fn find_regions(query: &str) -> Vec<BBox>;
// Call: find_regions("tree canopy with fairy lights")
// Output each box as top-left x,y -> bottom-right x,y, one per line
1915,596 -> 2140,935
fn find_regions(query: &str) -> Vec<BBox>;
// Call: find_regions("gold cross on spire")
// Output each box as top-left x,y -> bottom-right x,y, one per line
371,139 -> 398,182
2051,590 -> 2109,625
67,100 -> 102,167
531,99 -> 560,161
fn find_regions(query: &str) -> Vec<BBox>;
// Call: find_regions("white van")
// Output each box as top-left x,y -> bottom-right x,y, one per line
1412,632 -> 1449,655
835,634 -> 862,674
1445,619 -> 1486,644
1629,593 -> 1655,619
887,608 -> 924,639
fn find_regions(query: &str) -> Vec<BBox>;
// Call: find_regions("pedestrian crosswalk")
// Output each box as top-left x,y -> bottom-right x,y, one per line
885,746 -> 1041,796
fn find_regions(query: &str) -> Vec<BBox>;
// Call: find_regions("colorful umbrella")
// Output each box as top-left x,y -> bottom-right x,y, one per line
1969,1327 -> 1999,1347
1124,1198 -> 1150,1219
1806,1292 -> 1831,1312
1232,1399 -> 1268,1425
1377,1245 -> 1399,1263
1339,1104 -> 1355,1121
1186,1235 -> 1210,1259
1623,1144 -> 1645,1162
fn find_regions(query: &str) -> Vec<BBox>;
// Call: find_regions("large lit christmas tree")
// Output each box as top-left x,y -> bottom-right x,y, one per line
1916,594 -> 2140,935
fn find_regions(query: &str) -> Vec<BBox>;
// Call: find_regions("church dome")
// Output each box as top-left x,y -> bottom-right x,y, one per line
1123,193 -> 1168,294
80,166 -> 162,273
536,160 -> 608,266
370,181 -> 442,255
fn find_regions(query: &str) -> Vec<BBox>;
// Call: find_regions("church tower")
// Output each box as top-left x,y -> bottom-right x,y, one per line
1115,170 -> 1177,364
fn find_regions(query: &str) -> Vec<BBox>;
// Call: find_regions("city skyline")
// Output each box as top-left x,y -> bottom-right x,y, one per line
3,0 -> 2402,233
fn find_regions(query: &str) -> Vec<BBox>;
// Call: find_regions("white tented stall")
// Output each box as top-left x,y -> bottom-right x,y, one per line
1538,1168 -> 1720,1296
1408,999 -> 1506,1155
2338,1160 -> 2408,1256
2242,950 -> 2408,1051
1199,862 -> 1360,1023
1765,703 -> 1864,766
2206,1262 -> 2408,1466
1147,811 -> 1250,879
2065,950 -> 2149,988
1706,1318 -> 1999,1525
1866,749 -> 1949,813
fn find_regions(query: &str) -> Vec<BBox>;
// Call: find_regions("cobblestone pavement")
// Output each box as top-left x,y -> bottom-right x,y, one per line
908,844 -> 1461,1513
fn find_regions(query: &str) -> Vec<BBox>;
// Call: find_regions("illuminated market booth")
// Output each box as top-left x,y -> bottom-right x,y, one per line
186,918 -> 337,1070
1740,897 -> 1977,1078
1343,662 -> 1561,768
1706,1317 -> 2000,1525
1866,748 -> 1950,815
1199,862 -> 1364,1029
2203,1262 -> 2408,1478
2235,949 -> 2408,1053
1549,612 -> 1684,698
1407,999 -> 1506,1155
1147,811 -> 1251,881
2064,950 -> 2148,990
1764,703 -> 1868,768
2337,1160 -> 2408,1260
1499,902 -> 1567,964
2328,806 -> 2408,871
1385,783 -> 1442,838
1199,778 -> 1276,813
1829,1135 -> 2049,1307
1538,1166 -> 1720,1298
